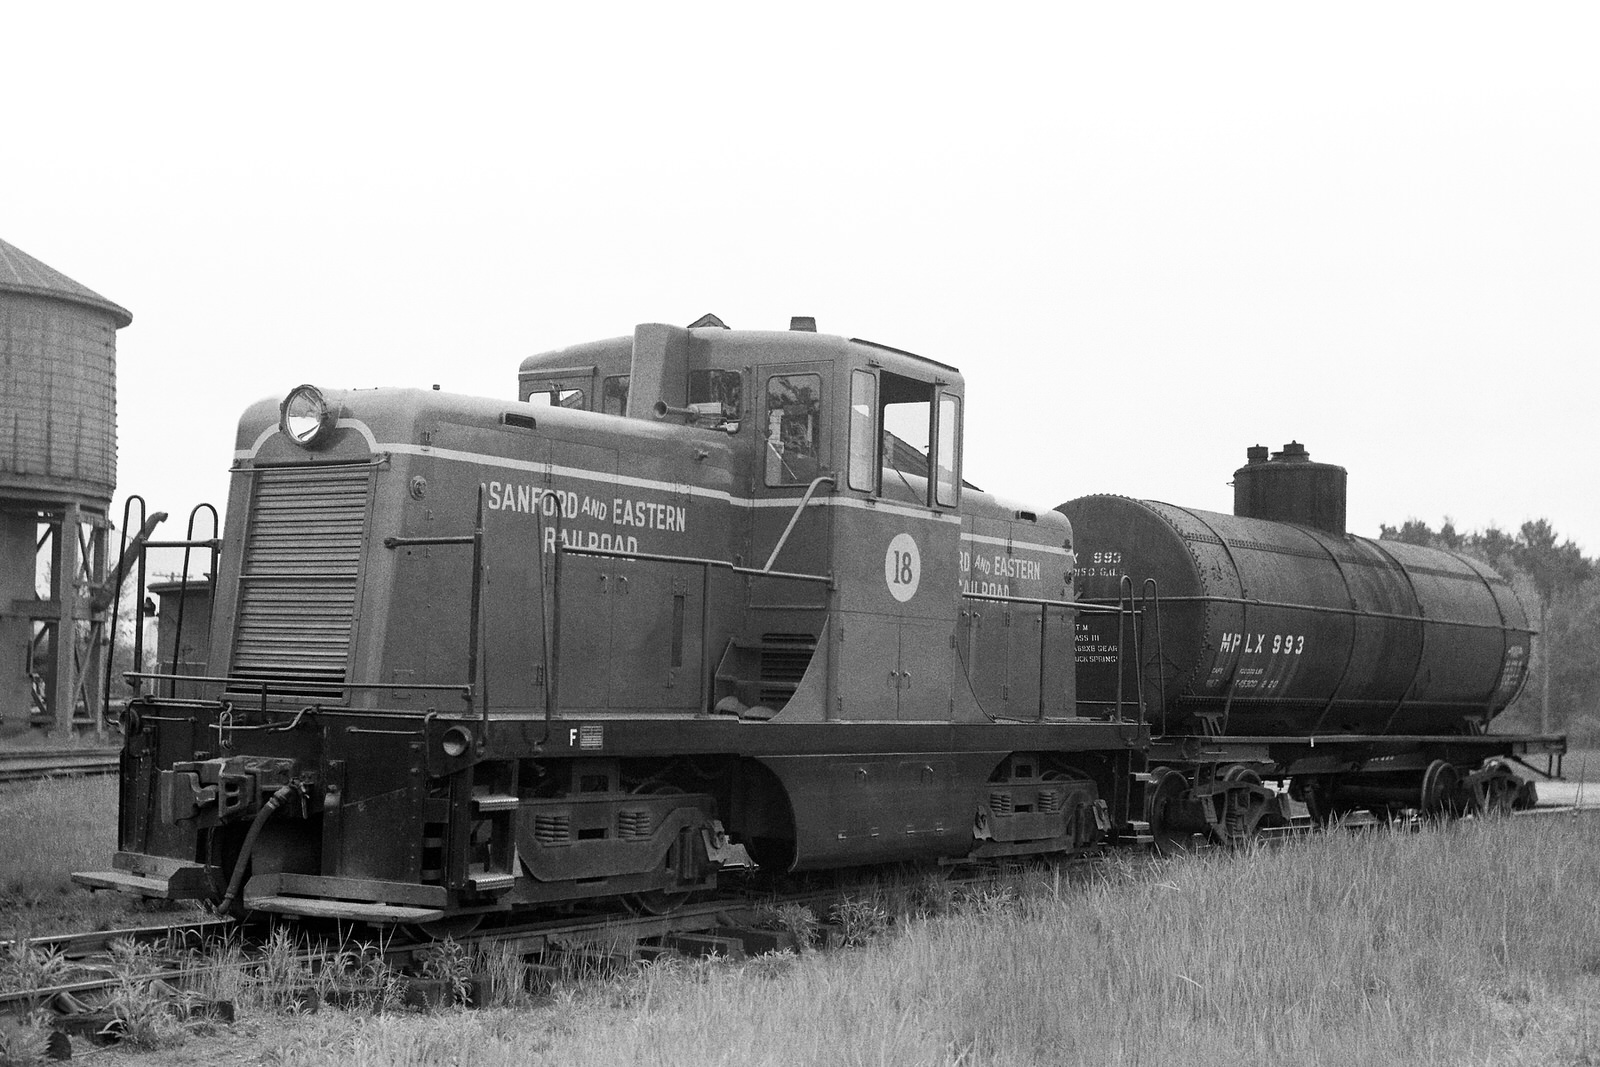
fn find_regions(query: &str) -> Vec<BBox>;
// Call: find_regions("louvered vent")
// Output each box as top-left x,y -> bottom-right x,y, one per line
229,464 -> 372,699
759,633 -> 815,705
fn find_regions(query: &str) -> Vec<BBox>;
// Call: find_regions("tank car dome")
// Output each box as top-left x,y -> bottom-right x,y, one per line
0,237 -> 131,504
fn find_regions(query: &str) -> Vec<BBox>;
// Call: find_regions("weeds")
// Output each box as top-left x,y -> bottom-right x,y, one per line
828,896 -> 889,946
471,941 -> 531,1008
0,939 -> 70,995
758,902 -> 819,951
415,937 -> 473,1006
0,1015 -> 50,1067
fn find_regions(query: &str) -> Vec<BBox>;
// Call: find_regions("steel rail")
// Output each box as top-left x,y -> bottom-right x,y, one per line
0,748 -> 121,784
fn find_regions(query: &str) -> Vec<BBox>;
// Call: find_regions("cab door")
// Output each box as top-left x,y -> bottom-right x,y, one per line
832,369 -> 963,722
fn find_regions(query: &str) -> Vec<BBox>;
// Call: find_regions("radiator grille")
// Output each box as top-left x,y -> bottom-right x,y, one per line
229,464 -> 372,699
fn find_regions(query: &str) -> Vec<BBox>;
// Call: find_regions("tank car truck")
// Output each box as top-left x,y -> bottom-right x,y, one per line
1060,442 -> 1564,847
76,316 -> 1144,927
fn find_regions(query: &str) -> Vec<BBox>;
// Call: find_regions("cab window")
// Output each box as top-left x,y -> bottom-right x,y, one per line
601,375 -> 629,415
936,392 -> 961,506
764,373 -> 822,485
873,372 -> 960,508
879,372 -> 933,504
690,369 -> 742,423
848,370 -> 877,492
526,387 -> 585,409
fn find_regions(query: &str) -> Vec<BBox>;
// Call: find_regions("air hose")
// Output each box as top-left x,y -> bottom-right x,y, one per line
218,783 -> 296,917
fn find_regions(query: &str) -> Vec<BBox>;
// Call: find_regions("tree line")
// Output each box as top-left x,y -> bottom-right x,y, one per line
1379,518 -> 1597,743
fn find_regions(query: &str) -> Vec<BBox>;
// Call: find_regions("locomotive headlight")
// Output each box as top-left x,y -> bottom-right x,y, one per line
279,384 -> 337,449
441,725 -> 473,758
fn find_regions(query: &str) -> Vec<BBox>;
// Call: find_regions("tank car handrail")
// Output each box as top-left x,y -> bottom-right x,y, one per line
1072,593 -> 1521,632
1117,575 -> 1145,726
1141,578 -> 1169,737
1364,537 -> 1430,735
1277,524 -> 1359,735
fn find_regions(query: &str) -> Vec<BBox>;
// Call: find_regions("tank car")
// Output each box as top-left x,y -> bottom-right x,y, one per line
1061,443 -> 1560,840
76,318 -> 1140,926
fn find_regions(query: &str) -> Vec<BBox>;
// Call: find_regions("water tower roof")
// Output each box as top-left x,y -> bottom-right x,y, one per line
0,237 -> 132,328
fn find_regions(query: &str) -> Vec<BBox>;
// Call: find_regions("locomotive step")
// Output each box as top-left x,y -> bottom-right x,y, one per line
243,896 -> 446,923
73,869 -> 185,898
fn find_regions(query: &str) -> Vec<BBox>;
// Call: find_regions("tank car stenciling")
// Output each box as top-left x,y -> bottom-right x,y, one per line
78,320 -> 1132,923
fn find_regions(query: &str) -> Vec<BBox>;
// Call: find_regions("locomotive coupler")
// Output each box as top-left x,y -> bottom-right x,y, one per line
158,756 -> 312,827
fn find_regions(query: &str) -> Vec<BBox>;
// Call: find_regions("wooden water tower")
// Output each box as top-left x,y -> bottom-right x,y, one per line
0,238 -> 131,733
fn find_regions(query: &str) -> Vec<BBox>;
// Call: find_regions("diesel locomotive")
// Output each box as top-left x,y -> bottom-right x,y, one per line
75,317 -> 1562,925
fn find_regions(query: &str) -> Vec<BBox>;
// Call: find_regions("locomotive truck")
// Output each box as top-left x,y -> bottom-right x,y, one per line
75,317 -> 1562,926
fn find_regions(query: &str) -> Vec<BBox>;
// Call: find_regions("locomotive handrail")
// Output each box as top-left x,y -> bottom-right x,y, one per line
102,496 -> 155,717
553,542 -> 832,723
123,670 -> 472,695
961,590 -> 1080,610
961,589 -> 1078,720
762,475 -> 836,572
381,488 -> 490,728
166,505 -> 222,700
559,544 -> 833,585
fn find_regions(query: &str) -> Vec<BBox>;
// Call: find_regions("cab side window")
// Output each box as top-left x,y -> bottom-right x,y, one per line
848,370 -> 878,492
601,375 -> 630,415
936,392 -> 961,506
690,369 -> 743,424
879,372 -> 932,504
526,387 -> 585,409
764,373 -> 822,486
874,372 -> 960,508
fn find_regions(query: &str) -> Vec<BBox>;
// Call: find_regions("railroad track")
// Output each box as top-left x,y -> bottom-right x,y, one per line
0,747 -> 120,784
6,793 -> 1597,1025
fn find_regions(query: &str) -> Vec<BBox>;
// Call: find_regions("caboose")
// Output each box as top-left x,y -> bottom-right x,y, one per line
78,317 -> 1143,925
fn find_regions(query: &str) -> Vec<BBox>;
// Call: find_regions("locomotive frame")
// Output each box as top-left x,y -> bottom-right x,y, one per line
75,317 -> 1564,925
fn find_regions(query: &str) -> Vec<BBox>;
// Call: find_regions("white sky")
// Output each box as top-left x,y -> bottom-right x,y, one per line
5,3 -> 1597,572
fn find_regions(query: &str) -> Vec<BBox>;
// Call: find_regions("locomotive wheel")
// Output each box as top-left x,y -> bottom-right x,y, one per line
408,914 -> 483,941
623,783 -> 693,916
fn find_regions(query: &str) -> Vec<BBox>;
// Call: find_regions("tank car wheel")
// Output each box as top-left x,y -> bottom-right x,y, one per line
1214,766 -> 1268,847
1472,765 -> 1520,816
1144,767 -> 1198,853
1297,776 -> 1361,827
1420,760 -> 1462,819
408,914 -> 483,941
623,783 -> 694,916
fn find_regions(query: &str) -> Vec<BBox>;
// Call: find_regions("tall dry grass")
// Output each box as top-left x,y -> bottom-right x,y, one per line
253,815 -> 1600,1067
0,774 -> 191,935
0,775 -> 117,900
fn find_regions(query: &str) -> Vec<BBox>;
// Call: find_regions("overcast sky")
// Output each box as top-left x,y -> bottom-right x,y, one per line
6,3 -> 1596,574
